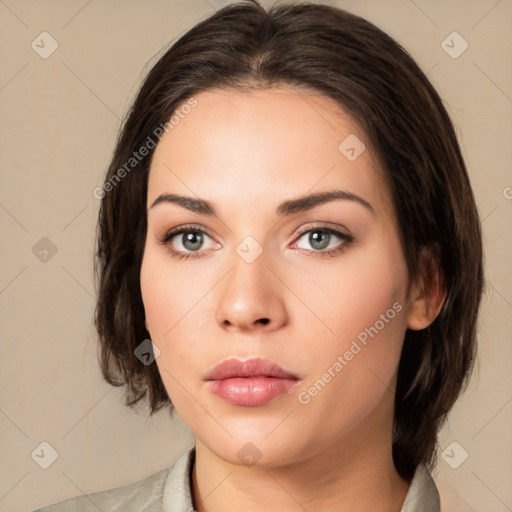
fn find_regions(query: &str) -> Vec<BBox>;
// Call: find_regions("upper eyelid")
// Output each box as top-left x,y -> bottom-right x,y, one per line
162,223 -> 215,239
294,221 -> 349,236
162,221 -> 348,236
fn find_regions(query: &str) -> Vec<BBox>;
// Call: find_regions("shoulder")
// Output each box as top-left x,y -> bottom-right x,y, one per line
31,465 -> 171,512
31,446 -> 196,512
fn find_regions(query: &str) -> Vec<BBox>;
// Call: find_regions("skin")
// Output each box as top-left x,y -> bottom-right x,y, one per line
140,86 -> 444,512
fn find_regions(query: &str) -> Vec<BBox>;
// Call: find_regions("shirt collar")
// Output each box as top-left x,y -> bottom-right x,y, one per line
162,446 -> 440,512
162,446 -> 196,511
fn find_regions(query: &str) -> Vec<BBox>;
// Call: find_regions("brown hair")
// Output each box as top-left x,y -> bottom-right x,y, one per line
94,0 -> 484,480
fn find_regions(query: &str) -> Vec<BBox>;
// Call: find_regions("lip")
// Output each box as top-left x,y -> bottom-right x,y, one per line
205,357 -> 299,380
205,357 -> 300,407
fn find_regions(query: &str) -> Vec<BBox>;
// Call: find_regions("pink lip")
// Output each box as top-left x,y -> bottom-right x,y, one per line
205,358 -> 300,407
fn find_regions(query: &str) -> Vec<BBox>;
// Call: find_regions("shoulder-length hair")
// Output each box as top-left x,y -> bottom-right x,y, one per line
94,0 -> 483,480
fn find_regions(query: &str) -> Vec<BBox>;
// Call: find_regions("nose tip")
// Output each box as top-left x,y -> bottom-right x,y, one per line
215,256 -> 287,332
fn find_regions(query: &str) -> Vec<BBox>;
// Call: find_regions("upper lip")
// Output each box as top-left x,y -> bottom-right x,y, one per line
205,357 -> 299,381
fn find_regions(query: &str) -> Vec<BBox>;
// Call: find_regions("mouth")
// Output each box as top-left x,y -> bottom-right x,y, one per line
204,357 -> 301,407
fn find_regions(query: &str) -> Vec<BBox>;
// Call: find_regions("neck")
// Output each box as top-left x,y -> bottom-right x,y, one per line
191,431 -> 410,512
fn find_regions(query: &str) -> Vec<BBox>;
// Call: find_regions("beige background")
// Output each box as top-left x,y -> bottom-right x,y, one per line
0,0 -> 510,510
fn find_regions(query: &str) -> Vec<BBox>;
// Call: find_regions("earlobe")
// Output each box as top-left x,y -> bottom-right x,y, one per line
406,247 -> 446,331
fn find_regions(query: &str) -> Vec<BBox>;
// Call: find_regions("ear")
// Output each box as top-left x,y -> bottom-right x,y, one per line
407,247 -> 447,330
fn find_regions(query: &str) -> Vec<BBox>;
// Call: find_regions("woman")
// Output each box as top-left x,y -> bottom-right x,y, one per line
34,0 -> 483,510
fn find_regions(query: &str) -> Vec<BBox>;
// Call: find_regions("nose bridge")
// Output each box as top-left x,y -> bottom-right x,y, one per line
214,236 -> 286,331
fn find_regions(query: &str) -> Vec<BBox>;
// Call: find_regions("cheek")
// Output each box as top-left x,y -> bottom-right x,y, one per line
290,232 -> 408,347
290,232 -> 409,401
140,246 -> 210,399
140,245 -> 205,338
337,257 -> 406,344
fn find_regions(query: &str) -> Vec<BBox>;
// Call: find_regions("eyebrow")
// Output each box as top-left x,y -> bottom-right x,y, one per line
148,189 -> 375,216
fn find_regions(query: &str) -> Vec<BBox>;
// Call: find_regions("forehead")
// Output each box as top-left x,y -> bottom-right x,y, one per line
147,86 -> 391,216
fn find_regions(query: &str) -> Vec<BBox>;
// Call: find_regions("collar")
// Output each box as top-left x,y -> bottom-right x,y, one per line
162,447 -> 440,512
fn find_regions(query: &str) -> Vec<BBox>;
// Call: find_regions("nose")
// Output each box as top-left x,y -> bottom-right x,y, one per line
215,249 -> 287,333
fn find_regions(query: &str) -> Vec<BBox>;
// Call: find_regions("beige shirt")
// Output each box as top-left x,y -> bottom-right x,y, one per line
33,446 -> 440,511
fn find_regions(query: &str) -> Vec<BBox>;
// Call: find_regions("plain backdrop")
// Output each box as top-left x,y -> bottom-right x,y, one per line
0,1 -> 511,511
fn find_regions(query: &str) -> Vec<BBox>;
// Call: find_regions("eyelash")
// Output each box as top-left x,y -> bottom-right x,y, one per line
158,223 -> 354,261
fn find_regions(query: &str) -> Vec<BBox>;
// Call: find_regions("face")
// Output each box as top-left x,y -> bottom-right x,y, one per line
140,86 -> 413,467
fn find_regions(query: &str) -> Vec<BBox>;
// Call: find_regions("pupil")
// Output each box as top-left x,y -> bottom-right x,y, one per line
183,231 -> 202,251
310,231 -> 329,250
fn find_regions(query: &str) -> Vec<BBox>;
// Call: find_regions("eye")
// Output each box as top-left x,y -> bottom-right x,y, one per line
292,225 -> 353,256
158,223 -> 353,261
158,225 -> 218,260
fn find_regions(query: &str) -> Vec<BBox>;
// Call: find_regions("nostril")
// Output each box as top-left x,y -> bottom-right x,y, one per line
258,318 -> 270,325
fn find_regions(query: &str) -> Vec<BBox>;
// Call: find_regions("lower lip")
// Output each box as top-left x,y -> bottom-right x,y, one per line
207,377 -> 298,406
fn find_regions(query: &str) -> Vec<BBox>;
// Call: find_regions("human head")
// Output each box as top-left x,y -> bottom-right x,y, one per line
94,0 -> 483,480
